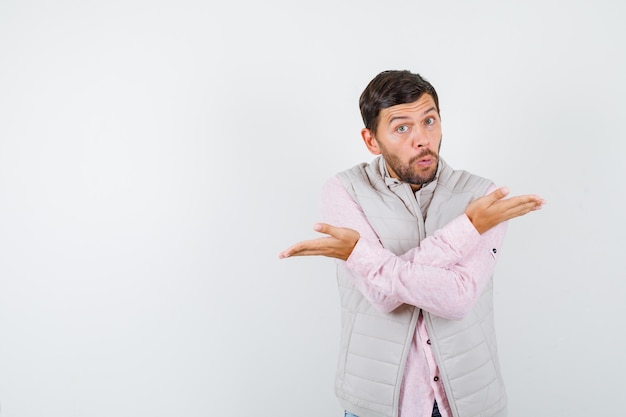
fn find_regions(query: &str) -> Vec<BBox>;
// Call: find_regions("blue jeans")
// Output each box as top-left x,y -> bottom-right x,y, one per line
345,401 -> 441,417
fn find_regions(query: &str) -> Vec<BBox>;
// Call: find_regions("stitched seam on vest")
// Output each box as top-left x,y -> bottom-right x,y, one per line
463,391 -> 506,417
435,305 -> 494,344
448,357 -> 495,384
351,331 -> 404,346
347,349 -> 402,366
345,370 -> 395,388
435,315 -> 490,344
339,388 -> 393,407
442,338 -> 488,362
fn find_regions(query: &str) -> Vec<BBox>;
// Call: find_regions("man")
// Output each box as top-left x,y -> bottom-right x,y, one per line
279,70 -> 544,417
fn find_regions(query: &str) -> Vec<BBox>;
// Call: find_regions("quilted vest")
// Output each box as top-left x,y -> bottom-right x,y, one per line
333,156 -> 508,417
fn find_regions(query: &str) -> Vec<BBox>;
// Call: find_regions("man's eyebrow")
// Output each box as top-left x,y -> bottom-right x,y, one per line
388,115 -> 411,124
388,107 -> 438,124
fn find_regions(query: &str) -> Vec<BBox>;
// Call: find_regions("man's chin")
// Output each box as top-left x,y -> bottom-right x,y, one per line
408,170 -> 437,186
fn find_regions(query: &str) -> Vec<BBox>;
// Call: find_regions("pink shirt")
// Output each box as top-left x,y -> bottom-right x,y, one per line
320,176 -> 507,417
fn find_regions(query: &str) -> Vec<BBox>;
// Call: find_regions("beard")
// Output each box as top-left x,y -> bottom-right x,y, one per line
382,147 -> 440,187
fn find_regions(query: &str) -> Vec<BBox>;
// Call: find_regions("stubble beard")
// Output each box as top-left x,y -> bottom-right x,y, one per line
397,151 -> 438,186
384,148 -> 440,187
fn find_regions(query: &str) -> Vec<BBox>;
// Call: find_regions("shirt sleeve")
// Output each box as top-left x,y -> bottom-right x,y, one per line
320,177 -> 404,313
322,177 -> 507,320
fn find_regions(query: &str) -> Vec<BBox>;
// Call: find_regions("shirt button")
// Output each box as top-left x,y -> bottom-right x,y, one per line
427,339 -> 431,345
492,248 -> 497,254
434,376 -> 439,382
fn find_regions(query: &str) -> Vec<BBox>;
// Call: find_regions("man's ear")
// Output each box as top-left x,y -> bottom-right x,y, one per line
361,128 -> 381,155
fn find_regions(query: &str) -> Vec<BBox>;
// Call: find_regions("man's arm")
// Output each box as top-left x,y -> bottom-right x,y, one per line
345,212 -> 505,319
279,177 -> 544,319
319,177 -> 406,313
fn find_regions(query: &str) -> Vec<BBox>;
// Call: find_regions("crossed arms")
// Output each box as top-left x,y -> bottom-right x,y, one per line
279,178 -> 544,319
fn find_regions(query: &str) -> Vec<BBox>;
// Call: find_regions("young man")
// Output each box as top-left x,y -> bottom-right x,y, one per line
279,70 -> 544,417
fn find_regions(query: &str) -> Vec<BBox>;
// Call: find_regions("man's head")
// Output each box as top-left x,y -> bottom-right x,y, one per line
359,70 -> 442,190
359,70 -> 440,135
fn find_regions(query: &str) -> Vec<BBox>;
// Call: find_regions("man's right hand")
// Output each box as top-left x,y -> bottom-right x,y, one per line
278,223 -> 360,261
465,187 -> 545,234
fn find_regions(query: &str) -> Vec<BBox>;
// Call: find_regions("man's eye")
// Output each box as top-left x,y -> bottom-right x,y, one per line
396,125 -> 409,133
425,117 -> 435,126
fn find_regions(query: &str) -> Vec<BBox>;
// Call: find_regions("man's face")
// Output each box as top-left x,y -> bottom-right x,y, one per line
361,94 -> 442,190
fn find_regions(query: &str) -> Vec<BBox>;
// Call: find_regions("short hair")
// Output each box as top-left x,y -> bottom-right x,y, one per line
359,70 -> 440,135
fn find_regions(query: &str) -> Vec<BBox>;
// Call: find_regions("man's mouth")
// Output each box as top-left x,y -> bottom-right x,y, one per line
416,157 -> 434,167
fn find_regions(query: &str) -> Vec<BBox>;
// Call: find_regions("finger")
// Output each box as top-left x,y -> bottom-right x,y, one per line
279,237 -> 335,258
279,223 -> 338,258
495,194 -> 542,210
279,240 -> 312,259
483,186 -> 510,205
499,198 -> 545,220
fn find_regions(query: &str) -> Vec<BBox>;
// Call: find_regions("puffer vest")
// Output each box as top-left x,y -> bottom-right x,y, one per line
333,157 -> 507,417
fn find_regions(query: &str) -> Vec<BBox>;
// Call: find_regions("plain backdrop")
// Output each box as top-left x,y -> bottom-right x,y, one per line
0,0 -> 624,416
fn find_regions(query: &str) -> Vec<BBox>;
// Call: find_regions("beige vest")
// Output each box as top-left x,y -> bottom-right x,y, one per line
334,157 -> 507,417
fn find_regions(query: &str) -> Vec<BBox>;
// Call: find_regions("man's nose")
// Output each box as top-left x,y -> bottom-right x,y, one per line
412,128 -> 430,148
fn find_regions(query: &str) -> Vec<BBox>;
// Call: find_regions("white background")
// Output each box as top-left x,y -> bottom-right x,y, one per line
0,0 -> 624,416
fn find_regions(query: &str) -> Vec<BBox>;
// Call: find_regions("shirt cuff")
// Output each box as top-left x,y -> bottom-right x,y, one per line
435,213 -> 482,257
345,236 -> 387,279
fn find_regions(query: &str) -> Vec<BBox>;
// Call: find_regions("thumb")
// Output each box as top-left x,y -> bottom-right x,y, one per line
314,222 -> 349,240
485,186 -> 510,204
313,222 -> 335,236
